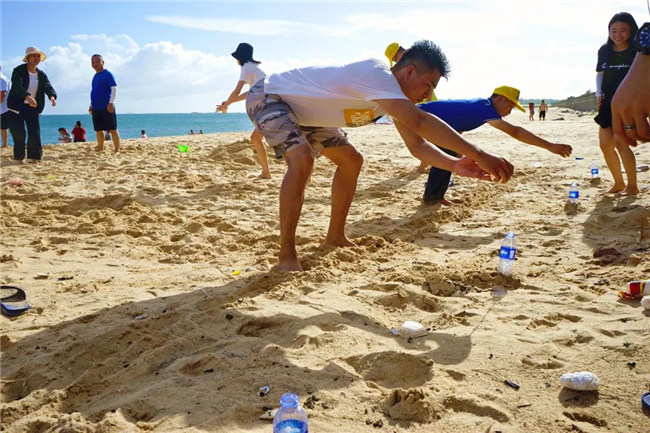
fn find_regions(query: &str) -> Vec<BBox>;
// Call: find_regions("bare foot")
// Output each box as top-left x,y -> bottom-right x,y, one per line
1,145 -> 8,149
620,186 -> 639,196
276,258 -> 303,272
259,172 -> 272,179
322,236 -> 356,247
95,146 -> 104,152
438,198 -> 454,206
601,184 -> 625,195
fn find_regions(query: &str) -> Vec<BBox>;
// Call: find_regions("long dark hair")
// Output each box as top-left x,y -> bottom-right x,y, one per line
606,12 -> 638,48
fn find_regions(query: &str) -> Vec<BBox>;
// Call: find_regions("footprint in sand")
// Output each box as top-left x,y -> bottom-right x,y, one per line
562,411 -> 608,428
442,395 -> 510,422
345,351 -> 433,389
527,313 -> 582,329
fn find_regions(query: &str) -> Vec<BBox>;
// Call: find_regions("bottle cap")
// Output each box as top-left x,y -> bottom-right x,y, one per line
280,393 -> 299,408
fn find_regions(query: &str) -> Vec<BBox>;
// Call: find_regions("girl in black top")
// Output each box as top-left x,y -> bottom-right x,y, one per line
595,12 -> 639,195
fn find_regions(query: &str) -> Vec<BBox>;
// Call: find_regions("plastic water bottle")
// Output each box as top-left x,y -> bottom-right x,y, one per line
568,182 -> 579,204
273,393 -> 308,433
591,163 -> 599,179
497,231 -> 516,277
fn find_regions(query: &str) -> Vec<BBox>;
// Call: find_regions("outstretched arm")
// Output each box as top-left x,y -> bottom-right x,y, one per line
377,98 -> 514,182
393,120 -> 490,180
488,119 -> 572,157
217,81 -> 246,112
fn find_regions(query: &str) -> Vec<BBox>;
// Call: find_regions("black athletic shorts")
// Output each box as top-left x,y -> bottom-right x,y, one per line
594,98 -> 612,129
0,111 -> 14,130
92,109 -> 118,131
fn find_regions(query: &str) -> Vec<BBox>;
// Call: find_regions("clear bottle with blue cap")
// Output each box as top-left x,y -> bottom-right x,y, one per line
591,163 -> 599,179
273,393 -> 308,433
568,182 -> 579,204
497,231 -> 517,277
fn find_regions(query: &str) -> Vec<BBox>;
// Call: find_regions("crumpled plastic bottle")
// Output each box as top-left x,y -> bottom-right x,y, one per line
559,371 -> 599,391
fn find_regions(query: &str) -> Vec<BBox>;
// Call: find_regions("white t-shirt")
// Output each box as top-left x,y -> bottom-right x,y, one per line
239,62 -> 266,87
0,72 -> 9,114
26,71 -> 39,104
264,58 -> 408,128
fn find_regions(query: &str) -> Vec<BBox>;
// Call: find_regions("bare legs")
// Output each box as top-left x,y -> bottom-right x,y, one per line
278,145 -> 314,271
277,144 -> 363,271
599,127 -> 637,195
95,130 -> 120,152
321,146 -> 363,247
95,131 -> 104,151
110,129 -> 120,152
251,128 -> 271,178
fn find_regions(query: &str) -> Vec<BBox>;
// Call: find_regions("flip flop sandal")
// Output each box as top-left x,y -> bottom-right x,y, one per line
1,285 -> 30,317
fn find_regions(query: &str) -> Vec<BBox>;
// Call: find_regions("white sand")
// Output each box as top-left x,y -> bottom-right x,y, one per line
1,108 -> 649,432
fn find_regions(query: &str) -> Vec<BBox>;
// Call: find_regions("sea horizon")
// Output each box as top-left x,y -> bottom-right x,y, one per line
20,112 -> 255,146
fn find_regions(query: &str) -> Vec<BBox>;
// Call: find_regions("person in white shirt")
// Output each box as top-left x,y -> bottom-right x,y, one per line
247,40 -> 514,272
217,43 -> 271,179
0,66 -> 11,148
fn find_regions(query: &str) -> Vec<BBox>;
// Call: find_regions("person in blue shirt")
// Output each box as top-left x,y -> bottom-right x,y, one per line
89,54 -> 120,152
419,86 -> 572,205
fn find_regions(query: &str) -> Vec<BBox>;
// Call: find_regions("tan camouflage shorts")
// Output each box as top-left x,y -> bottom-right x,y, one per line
246,80 -> 351,158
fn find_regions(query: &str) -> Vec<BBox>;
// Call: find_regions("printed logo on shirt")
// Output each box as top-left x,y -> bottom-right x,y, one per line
601,62 -> 632,71
343,109 -> 375,127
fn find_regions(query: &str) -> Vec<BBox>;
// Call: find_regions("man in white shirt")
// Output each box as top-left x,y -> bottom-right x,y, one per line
0,66 -> 10,148
247,40 -> 514,271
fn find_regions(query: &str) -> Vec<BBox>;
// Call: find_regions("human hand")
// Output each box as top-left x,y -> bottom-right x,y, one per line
550,143 -> 572,157
50,96 -> 56,107
475,150 -> 514,183
25,95 -> 37,108
107,102 -> 114,113
611,54 -> 650,144
451,156 -> 491,180
596,96 -> 603,110
88,106 -> 93,114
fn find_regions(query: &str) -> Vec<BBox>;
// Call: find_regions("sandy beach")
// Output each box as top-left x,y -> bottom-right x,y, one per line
1,107 -> 649,432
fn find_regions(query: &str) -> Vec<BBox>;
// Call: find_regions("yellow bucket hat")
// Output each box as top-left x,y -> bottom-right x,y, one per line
493,86 -> 525,112
384,42 -> 401,67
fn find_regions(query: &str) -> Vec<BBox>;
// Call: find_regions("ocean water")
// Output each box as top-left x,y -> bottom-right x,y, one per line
16,112 -> 254,145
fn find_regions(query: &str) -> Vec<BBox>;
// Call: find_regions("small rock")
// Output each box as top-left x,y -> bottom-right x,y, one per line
593,247 -> 622,258
259,408 -> 277,420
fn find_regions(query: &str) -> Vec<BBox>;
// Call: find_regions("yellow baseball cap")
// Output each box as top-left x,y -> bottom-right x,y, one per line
493,86 -> 525,112
385,42 -> 401,67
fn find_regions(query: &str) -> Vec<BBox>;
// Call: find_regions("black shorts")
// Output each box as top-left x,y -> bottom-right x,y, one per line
92,109 -> 118,131
0,111 -> 14,130
594,99 -> 612,128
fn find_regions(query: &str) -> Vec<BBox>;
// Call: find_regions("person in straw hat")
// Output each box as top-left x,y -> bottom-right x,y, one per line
7,46 -> 57,162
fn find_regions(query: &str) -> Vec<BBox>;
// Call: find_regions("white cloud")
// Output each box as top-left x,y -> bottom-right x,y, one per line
12,35 -> 242,114
5,0 -> 645,113
144,15 -> 351,36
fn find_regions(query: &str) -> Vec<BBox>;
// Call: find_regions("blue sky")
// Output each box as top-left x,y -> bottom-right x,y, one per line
1,0 -> 648,114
